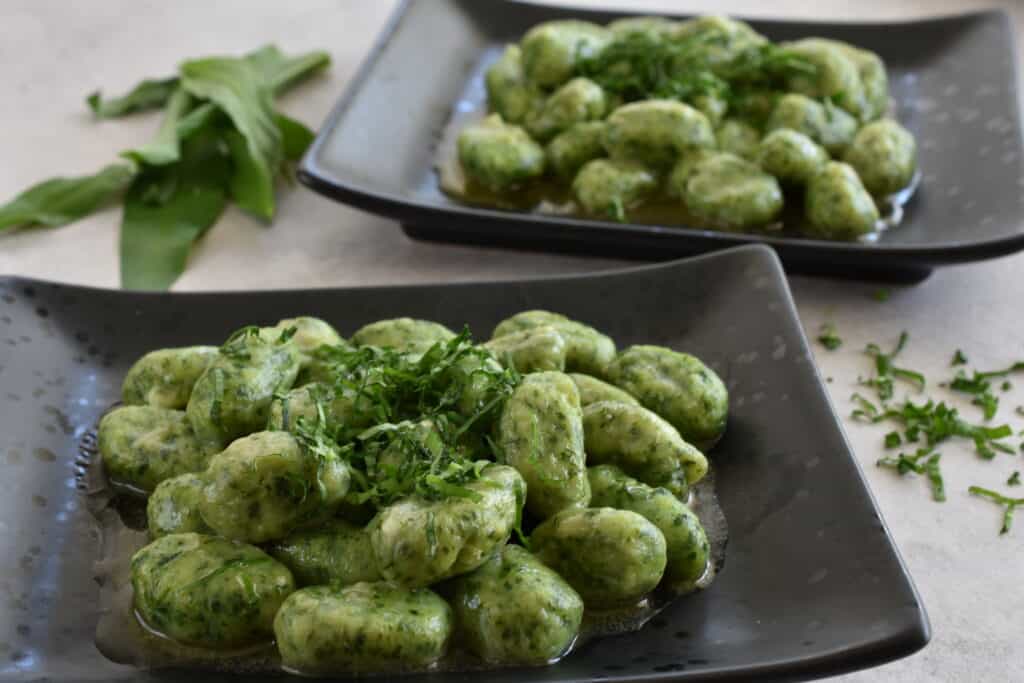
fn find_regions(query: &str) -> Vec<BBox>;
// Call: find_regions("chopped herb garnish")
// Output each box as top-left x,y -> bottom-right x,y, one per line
861,332 -> 924,400
951,350 -> 968,366
884,431 -> 902,448
1002,381 -> 1012,392
873,288 -> 891,302
968,486 -> 1024,534
948,361 -> 1024,420
817,323 -> 842,351
1008,471 -> 1021,487
877,448 -> 945,501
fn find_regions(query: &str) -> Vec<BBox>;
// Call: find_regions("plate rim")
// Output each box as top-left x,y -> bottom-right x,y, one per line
298,0 -> 1024,267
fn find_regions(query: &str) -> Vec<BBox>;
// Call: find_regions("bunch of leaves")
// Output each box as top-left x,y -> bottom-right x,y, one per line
947,361 -> 1024,421
576,30 -> 814,108
860,332 -> 925,401
852,393 -> 1015,461
876,447 -> 945,501
0,45 -> 329,290
968,486 -> 1024,535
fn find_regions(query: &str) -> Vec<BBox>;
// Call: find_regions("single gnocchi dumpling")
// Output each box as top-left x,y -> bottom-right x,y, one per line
607,15 -> 676,39
797,38 -> 890,121
716,118 -> 761,160
98,405 -> 207,492
573,158 -> 658,220
263,317 -> 343,365
269,519 -> 381,587
606,344 -> 729,450
267,382 -> 378,435
526,77 -> 607,142
603,100 -> 715,169
186,327 -> 301,455
131,533 -> 294,647
520,20 -> 612,89
568,372 -> 639,407
121,346 -> 218,409
669,15 -> 767,71
546,121 -> 608,179
350,317 -> 456,355
274,582 -> 452,674
766,93 -> 858,157
492,310 -> 616,376
146,472 -> 212,538
804,161 -> 880,239
497,372 -> 589,518
756,129 -> 829,186
485,45 -> 542,124
484,326 -> 567,373
783,38 -> 868,119
200,431 -> 351,543
457,114 -> 546,192
666,148 -> 719,200
680,152 -> 784,230
452,544 -> 583,665
588,465 -> 710,587
582,400 -> 705,496
843,119 -> 917,196
369,464 -> 525,586
531,507 -> 667,607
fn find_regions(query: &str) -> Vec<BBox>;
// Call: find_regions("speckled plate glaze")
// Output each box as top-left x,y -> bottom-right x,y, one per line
300,0 -> 1024,283
0,245 -> 928,681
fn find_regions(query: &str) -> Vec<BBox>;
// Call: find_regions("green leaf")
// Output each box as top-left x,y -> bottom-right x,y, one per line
0,163 -> 136,233
121,89 -> 193,166
276,113 -> 316,161
244,45 -> 331,94
181,56 -> 282,219
120,128 -> 231,290
87,77 -> 179,118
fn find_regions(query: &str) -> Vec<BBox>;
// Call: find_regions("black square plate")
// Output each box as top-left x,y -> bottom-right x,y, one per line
299,0 -> 1024,283
0,245 -> 928,681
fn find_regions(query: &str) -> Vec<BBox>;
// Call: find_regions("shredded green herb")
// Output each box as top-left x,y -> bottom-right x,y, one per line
860,332 -> 924,401
968,486 -> 1024,535
948,361 -> 1024,420
876,448 -> 945,501
873,288 -> 891,302
817,323 -> 842,351
951,350 -> 968,366
884,431 -> 902,448
1008,471 -> 1021,487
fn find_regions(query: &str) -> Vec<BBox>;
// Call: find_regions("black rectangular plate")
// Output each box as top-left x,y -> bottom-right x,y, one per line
299,0 -> 1024,283
0,245 -> 928,682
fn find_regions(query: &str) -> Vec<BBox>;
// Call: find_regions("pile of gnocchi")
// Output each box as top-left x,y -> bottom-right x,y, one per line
452,15 -> 917,239
100,310 -> 727,674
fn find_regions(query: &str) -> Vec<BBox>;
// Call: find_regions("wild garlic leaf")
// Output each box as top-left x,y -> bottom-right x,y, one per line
245,45 -> 331,94
121,89 -> 194,166
86,77 -> 180,118
0,163 -> 136,232
277,113 -> 316,162
120,127 -> 231,290
180,56 -> 282,220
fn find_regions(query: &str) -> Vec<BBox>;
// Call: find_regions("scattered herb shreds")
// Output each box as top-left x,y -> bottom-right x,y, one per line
876,448 -> 945,502
1008,471 -> 1022,487
951,350 -> 968,366
948,361 -> 1024,421
817,323 -> 842,351
861,332 -> 925,401
968,486 -> 1024,535
884,431 -> 902,448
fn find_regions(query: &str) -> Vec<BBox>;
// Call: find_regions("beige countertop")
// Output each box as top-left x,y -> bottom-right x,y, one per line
2,0 -> 1023,679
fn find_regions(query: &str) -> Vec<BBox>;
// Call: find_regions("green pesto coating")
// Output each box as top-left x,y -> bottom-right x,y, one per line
484,326 -> 567,373
569,373 -> 639,407
526,77 -> 607,142
582,400 -> 703,497
131,533 -> 294,647
588,465 -> 709,586
607,344 -> 729,451
531,507 -> 667,607
121,346 -> 218,409
603,100 -> 715,169
783,38 -> 868,119
485,45 -> 541,124
572,159 -> 657,218
350,317 -> 456,354
457,114 -> 546,192
715,118 -> 761,160
843,119 -> 916,196
666,148 -> 719,200
199,431 -> 351,543
452,545 -> 583,664
269,519 -> 381,587
766,93 -> 858,157
492,310 -> 616,376
263,317 -> 343,366
497,372 -> 589,519
274,582 -> 452,674
546,121 -> 607,179
607,16 -> 676,39
186,329 -> 300,455
756,129 -> 829,185
682,153 -> 783,230
520,20 -> 612,89
669,16 -> 767,71
147,472 -> 212,538
267,382 -> 377,434
804,161 -> 880,239
98,405 -> 207,493
369,464 -> 525,587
